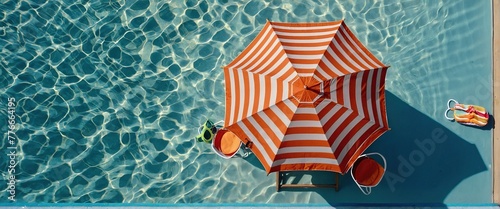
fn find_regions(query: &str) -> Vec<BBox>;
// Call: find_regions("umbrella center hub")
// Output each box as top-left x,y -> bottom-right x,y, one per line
291,77 -> 326,103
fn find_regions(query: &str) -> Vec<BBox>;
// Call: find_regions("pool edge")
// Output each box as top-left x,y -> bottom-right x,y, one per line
493,0 -> 500,204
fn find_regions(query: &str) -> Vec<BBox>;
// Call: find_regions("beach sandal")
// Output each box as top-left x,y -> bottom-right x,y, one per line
444,99 -> 489,127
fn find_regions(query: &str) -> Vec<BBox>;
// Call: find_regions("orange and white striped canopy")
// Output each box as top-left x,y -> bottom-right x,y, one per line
223,20 -> 390,174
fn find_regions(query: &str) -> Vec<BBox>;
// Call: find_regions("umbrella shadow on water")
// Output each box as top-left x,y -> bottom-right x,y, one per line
277,91 -> 490,205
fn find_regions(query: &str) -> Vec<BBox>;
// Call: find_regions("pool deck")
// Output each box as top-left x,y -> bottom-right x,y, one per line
494,0 -> 500,204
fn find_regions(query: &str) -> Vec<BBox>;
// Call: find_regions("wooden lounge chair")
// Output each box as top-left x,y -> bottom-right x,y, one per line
275,171 -> 339,192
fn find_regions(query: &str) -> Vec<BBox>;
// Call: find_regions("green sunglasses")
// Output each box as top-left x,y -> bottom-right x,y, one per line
196,120 -> 217,143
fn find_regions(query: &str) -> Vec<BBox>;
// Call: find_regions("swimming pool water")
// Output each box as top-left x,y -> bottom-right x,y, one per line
0,0 -> 493,204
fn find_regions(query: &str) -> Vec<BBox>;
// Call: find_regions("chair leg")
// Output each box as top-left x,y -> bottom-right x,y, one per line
335,173 -> 339,191
360,186 -> 372,195
276,172 -> 281,192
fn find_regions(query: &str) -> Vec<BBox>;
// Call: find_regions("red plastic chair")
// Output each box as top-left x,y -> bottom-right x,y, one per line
350,152 -> 387,195
211,129 -> 241,159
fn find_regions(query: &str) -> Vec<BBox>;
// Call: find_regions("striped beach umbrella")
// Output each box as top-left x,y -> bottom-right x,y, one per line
223,20 -> 389,174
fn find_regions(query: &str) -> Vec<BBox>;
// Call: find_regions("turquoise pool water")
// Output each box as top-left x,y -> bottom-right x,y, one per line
0,0 -> 493,205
